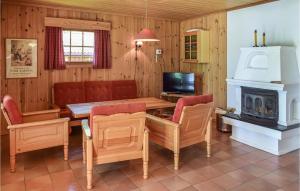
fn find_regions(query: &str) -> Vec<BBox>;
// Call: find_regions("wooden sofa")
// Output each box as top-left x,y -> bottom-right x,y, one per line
52,80 -> 137,128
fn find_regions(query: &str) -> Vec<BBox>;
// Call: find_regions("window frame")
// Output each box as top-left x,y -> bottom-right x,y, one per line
62,29 -> 95,66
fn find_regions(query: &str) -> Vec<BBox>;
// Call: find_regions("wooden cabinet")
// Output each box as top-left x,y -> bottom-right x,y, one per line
184,29 -> 209,63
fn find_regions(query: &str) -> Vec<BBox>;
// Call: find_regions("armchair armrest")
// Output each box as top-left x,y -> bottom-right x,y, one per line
8,117 -> 69,129
22,109 -> 60,123
146,114 -> 179,128
81,119 -> 92,139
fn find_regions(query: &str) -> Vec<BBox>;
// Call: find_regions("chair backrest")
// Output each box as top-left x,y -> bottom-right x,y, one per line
90,103 -> 146,158
172,94 -> 213,123
179,102 -> 213,142
1,95 -> 23,125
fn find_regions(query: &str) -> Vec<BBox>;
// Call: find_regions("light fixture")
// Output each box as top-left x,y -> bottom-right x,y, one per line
134,0 -> 160,43
135,41 -> 143,50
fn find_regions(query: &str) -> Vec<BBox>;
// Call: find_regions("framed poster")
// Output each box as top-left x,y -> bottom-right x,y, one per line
6,38 -> 37,78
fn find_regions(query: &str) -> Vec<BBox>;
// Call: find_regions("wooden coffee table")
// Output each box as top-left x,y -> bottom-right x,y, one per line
67,97 -> 176,119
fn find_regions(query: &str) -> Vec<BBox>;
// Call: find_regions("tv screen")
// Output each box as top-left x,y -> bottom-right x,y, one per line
163,72 -> 195,94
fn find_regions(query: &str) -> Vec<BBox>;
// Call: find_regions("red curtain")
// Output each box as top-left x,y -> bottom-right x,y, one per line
93,30 -> 112,69
44,26 -> 65,70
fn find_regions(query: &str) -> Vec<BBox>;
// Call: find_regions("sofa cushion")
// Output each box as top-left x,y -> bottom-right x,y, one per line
111,80 -> 137,100
54,82 -> 85,108
2,95 -> 23,124
90,103 -> 146,134
85,81 -> 112,102
172,94 -> 213,123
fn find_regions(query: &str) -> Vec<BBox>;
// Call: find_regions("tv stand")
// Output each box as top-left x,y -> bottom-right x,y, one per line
160,92 -> 195,103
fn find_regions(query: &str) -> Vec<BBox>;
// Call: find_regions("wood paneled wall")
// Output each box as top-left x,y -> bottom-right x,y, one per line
1,3 -> 180,134
180,12 -> 227,108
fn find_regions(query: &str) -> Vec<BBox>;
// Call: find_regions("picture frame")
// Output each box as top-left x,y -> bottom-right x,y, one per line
6,38 -> 38,78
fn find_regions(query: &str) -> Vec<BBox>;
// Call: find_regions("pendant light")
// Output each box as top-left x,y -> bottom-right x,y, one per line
134,0 -> 160,42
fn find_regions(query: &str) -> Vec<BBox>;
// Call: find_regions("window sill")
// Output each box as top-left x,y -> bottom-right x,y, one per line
66,63 -> 93,69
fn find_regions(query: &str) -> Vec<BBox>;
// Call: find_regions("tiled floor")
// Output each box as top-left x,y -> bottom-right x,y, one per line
1,125 -> 299,191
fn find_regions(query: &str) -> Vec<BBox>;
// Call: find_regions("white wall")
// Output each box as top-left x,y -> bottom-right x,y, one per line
227,0 -> 300,79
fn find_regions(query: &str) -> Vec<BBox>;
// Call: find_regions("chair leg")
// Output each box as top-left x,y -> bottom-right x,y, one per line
206,117 -> 212,158
174,126 -> 180,170
82,131 -> 86,164
10,154 -> 16,173
9,129 -> 16,172
143,130 -> 149,179
64,144 -> 69,160
86,139 -> 93,190
174,152 -> 179,170
207,142 -> 211,157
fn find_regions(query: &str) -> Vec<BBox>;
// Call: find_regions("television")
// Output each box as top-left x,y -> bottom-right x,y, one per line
163,72 -> 195,94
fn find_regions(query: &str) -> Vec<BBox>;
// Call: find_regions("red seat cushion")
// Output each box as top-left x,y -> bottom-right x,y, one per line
172,94 -> 213,123
2,95 -> 23,124
111,80 -> 137,100
90,103 -> 146,134
85,81 -> 112,102
53,82 -> 85,108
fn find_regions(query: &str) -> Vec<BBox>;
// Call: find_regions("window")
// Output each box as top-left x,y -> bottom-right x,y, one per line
62,30 -> 95,63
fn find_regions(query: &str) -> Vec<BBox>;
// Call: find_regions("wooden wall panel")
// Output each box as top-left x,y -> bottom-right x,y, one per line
180,12 -> 227,108
1,3 -> 180,134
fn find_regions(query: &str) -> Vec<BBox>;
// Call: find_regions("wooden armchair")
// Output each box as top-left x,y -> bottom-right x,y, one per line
146,95 -> 213,170
81,103 -> 149,190
1,95 -> 70,172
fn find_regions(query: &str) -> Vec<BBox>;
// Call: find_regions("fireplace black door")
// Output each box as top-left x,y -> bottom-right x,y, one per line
241,87 -> 279,126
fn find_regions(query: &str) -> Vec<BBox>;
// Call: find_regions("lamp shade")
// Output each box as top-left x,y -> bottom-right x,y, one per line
134,28 -> 160,42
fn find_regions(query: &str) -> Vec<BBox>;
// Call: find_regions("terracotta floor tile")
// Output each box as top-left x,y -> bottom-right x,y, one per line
25,174 -> 53,191
139,182 -> 169,191
279,179 -> 300,191
151,167 -> 174,181
160,176 -> 191,191
246,178 -> 280,191
1,180 -> 25,191
128,173 -> 156,187
195,166 -> 223,180
261,169 -> 298,187
51,169 -> 77,185
178,186 -> 198,191
100,169 -> 128,185
212,160 -> 238,173
108,177 -> 137,191
1,125 -> 300,191
241,164 -> 270,177
227,169 -> 256,183
178,170 -> 208,184
1,170 -> 24,185
211,174 -> 242,190
46,158 -> 70,173
24,163 -> 49,180
255,159 -> 281,171
194,180 -> 225,191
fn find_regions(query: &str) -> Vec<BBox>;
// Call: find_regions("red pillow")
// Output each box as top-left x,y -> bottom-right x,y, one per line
172,94 -> 213,123
2,95 -> 23,124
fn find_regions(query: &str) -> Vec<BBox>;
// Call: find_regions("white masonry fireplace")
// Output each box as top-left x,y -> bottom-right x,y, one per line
223,46 -> 300,155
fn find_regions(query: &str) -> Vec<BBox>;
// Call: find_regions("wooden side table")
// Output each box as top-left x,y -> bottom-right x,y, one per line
160,93 -> 195,103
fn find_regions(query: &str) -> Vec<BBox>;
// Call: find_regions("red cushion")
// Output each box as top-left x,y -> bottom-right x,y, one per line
85,81 -> 112,102
54,82 -> 85,108
2,95 -> 23,124
172,94 -> 213,123
111,80 -> 137,100
90,103 -> 146,134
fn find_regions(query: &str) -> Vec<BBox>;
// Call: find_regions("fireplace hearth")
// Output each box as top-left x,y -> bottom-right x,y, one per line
241,87 -> 278,126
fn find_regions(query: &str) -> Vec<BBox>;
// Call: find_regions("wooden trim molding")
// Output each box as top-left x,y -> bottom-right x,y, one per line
44,17 -> 111,31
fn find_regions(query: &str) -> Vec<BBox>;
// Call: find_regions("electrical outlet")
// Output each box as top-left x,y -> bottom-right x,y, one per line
156,49 -> 162,55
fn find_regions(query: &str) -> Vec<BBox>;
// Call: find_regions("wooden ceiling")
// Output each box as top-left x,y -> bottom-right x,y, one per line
8,0 -> 273,20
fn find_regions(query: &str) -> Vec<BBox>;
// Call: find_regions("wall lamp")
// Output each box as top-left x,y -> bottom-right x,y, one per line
135,41 -> 143,51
